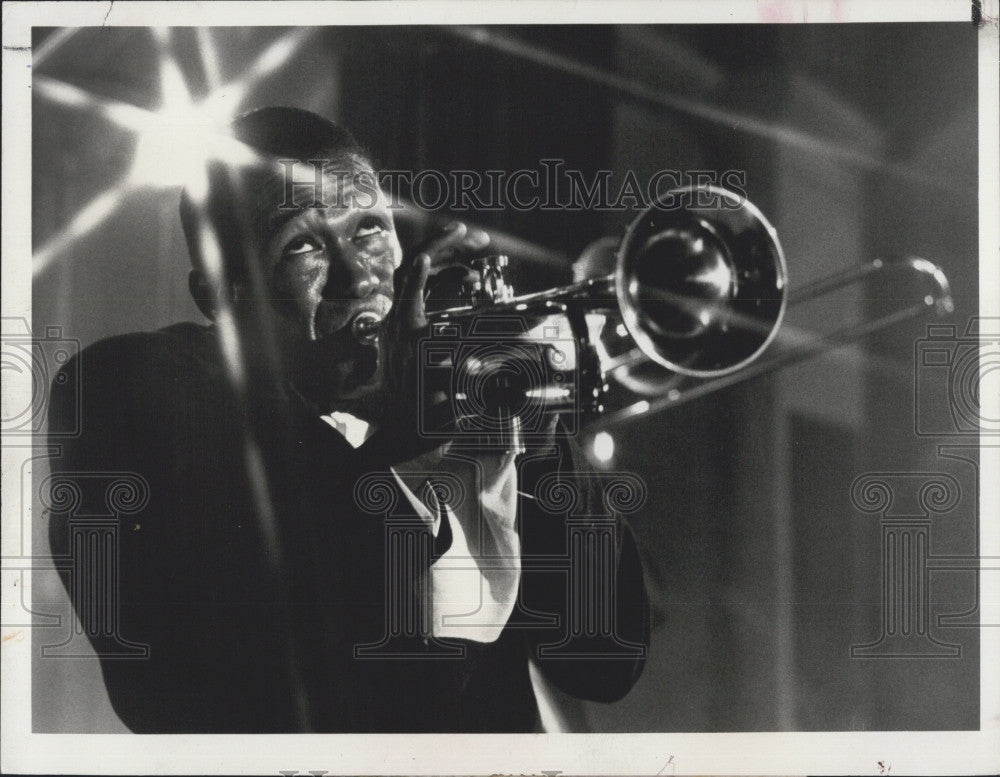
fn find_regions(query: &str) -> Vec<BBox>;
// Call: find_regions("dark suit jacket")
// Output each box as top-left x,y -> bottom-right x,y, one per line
47,322 -> 649,732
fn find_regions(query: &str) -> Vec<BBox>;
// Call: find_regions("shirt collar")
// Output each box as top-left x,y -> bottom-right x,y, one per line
321,411 -> 376,449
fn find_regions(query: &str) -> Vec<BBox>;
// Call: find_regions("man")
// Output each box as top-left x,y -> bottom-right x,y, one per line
47,106 -> 649,732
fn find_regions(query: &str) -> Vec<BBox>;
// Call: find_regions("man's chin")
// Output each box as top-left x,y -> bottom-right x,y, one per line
327,378 -> 380,411
289,333 -> 381,415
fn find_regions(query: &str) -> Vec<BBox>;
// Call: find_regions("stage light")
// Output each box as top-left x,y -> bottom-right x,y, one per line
128,31 -> 243,198
32,28 -> 311,277
592,431 -> 615,463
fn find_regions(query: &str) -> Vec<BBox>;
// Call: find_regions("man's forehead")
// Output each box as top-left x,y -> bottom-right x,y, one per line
283,158 -> 374,185
250,159 -> 385,234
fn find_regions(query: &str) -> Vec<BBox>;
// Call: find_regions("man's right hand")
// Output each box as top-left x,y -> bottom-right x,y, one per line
364,221 -> 490,454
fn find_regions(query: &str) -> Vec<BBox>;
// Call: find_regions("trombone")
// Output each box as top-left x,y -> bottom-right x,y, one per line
351,185 -> 954,453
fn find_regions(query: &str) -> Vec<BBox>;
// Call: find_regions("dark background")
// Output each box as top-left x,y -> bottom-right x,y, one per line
31,24 -> 981,731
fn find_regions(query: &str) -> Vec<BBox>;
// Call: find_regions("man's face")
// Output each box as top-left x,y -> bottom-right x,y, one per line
256,161 -> 403,409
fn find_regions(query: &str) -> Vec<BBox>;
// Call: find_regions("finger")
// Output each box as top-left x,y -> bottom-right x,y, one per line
392,221 -> 480,326
463,228 -> 490,251
398,252 -> 431,328
425,264 -> 477,309
427,229 -> 491,268
429,264 -> 477,286
392,230 -> 436,306
418,222 -> 468,263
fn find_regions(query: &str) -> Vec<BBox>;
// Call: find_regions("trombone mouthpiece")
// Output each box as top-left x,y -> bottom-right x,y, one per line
351,311 -> 383,345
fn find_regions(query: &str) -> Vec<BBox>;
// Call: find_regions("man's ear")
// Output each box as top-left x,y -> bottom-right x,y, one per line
188,269 -> 217,321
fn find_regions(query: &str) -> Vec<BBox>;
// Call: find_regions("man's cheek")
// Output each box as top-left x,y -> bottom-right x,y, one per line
269,299 -> 313,339
366,292 -> 396,321
387,238 -> 403,271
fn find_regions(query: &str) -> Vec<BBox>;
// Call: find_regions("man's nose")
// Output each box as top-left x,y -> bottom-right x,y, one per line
323,255 -> 380,300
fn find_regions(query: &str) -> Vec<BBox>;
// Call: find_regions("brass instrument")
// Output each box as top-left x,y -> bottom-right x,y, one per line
350,185 -> 953,454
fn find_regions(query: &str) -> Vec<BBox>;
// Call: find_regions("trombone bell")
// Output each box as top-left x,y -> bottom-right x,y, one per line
616,185 -> 787,377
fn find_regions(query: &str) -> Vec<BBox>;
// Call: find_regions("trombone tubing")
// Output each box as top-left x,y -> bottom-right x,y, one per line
589,255 -> 955,431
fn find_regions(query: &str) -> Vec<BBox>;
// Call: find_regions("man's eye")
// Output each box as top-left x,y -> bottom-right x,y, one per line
353,217 -> 388,241
283,236 -> 322,256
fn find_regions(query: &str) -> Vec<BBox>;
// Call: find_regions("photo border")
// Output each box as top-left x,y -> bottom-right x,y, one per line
3,1 -> 997,774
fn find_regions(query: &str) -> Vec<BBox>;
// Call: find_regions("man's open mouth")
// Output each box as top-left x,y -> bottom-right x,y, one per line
314,297 -> 391,341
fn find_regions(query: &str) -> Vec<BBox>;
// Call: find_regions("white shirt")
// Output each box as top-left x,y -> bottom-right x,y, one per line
323,411 -> 521,643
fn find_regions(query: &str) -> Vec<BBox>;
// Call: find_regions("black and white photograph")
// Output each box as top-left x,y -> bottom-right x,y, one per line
2,1 -> 998,774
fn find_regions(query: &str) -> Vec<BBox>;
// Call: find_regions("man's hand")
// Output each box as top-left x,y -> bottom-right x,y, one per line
367,221 -> 490,445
